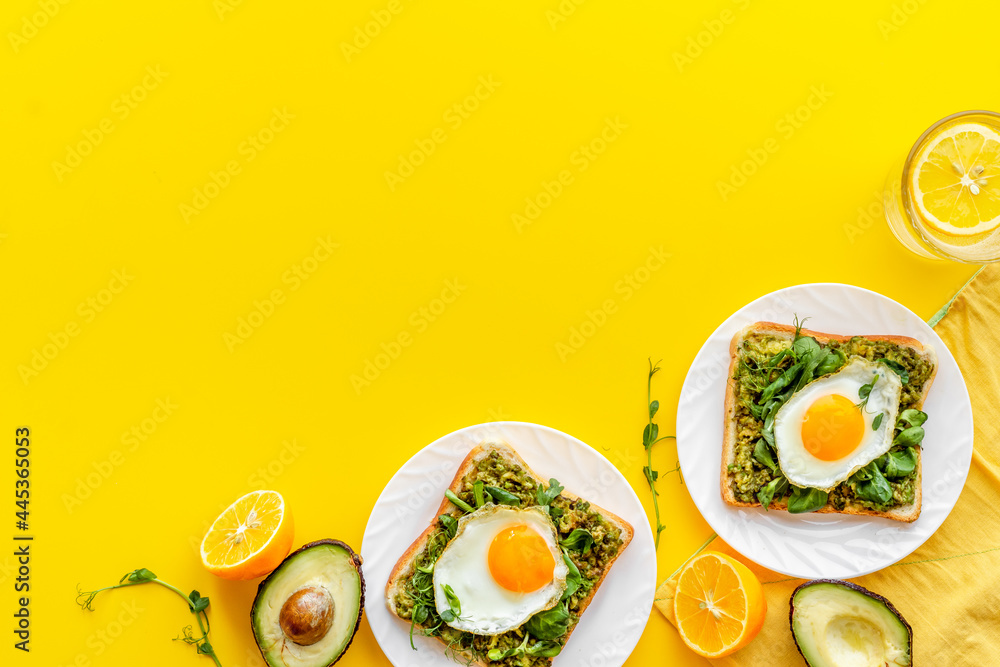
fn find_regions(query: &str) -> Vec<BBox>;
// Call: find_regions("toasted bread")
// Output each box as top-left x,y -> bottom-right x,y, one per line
385,441 -> 634,666
722,322 -> 937,522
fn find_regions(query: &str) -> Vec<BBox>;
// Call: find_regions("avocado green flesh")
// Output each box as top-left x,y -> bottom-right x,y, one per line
791,583 -> 911,667
252,543 -> 362,667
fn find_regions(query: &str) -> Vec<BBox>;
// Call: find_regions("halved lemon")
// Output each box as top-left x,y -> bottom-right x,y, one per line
674,551 -> 766,658
911,123 -> 1000,237
200,490 -> 294,580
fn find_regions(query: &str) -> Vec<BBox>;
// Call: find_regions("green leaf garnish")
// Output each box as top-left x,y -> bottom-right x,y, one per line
77,570 -> 221,665
644,359 -> 679,550
880,359 -> 910,384
535,478 -> 564,506
561,548 -> 581,600
893,426 -> 925,448
753,438 -> 778,473
787,486 -> 828,514
527,640 -> 563,657
850,461 -> 893,504
815,348 -> 846,376
560,528 -> 594,554
526,601 -> 571,640
898,409 -> 928,428
488,632 -> 563,660
484,486 -> 520,506
757,475 -> 789,510
878,447 -> 918,479
438,514 -> 458,538
440,583 -> 463,623
856,374 -> 879,412
188,590 -> 210,613
444,489 -> 474,514
125,568 -> 157,583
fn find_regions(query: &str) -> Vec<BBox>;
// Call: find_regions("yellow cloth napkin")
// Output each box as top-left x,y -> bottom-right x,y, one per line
655,266 -> 1000,665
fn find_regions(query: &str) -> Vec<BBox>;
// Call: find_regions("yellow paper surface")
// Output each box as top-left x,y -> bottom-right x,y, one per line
1,1 -> 996,666
656,265 -> 1000,665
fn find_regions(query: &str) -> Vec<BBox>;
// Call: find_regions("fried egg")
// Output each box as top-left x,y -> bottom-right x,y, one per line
432,504 -> 567,635
774,357 -> 902,491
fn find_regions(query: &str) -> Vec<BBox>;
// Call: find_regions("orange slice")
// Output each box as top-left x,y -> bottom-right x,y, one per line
673,551 -> 766,658
911,123 -> 1000,237
200,490 -> 294,580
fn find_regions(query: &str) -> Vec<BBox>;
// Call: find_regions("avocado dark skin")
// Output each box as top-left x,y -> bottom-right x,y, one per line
252,539 -> 366,667
789,579 -> 913,666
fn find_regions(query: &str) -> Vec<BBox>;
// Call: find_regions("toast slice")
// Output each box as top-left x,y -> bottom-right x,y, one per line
722,322 -> 938,522
385,441 -> 634,666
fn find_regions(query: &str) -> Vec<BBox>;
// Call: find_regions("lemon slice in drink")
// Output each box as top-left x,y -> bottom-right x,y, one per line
911,123 -> 1000,237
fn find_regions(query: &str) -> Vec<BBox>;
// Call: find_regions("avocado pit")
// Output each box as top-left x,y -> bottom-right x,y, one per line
279,586 -> 335,646
252,539 -> 365,667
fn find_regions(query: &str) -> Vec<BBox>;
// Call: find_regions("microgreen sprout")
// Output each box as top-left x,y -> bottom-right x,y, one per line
644,359 -> 680,549
856,373 -> 879,413
76,569 -> 222,666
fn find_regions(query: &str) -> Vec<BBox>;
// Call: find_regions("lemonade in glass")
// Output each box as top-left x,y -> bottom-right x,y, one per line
884,110 -> 1000,263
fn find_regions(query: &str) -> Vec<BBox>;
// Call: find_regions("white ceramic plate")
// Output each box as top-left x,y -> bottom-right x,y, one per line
677,283 -> 974,580
362,421 -> 656,667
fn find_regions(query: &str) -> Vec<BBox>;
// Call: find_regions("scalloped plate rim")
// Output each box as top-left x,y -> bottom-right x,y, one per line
361,420 -> 657,667
676,282 -> 974,580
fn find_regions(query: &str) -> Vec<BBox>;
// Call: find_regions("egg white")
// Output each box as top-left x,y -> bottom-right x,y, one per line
774,357 -> 902,491
431,504 -> 568,635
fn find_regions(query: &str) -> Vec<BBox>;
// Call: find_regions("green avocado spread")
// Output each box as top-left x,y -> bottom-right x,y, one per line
393,451 -> 624,666
730,333 -> 931,511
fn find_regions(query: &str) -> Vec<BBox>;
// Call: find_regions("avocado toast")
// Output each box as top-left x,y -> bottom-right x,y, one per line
722,321 -> 937,522
385,441 -> 633,666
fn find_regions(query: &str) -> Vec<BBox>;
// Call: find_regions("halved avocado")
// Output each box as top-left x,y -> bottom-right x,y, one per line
790,579 -> 912,667
252,539 -> 365,667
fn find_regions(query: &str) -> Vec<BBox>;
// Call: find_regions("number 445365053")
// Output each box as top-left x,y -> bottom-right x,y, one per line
15,427 -> 29,531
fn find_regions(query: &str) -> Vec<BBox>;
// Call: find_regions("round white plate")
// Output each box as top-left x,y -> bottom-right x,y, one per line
677,283 -> 974,580
362,421 -> 656,667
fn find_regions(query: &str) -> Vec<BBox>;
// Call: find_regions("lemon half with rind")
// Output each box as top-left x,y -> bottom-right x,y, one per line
200,489 -> 294,580
911,123 -> 1000,237
674,551 -> 766,658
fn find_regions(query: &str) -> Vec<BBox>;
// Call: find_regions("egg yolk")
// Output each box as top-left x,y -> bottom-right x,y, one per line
487,524 -> 555,593
800,394 -> 866,461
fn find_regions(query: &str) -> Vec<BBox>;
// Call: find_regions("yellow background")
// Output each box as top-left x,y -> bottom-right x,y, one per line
0,1 -> 991,665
